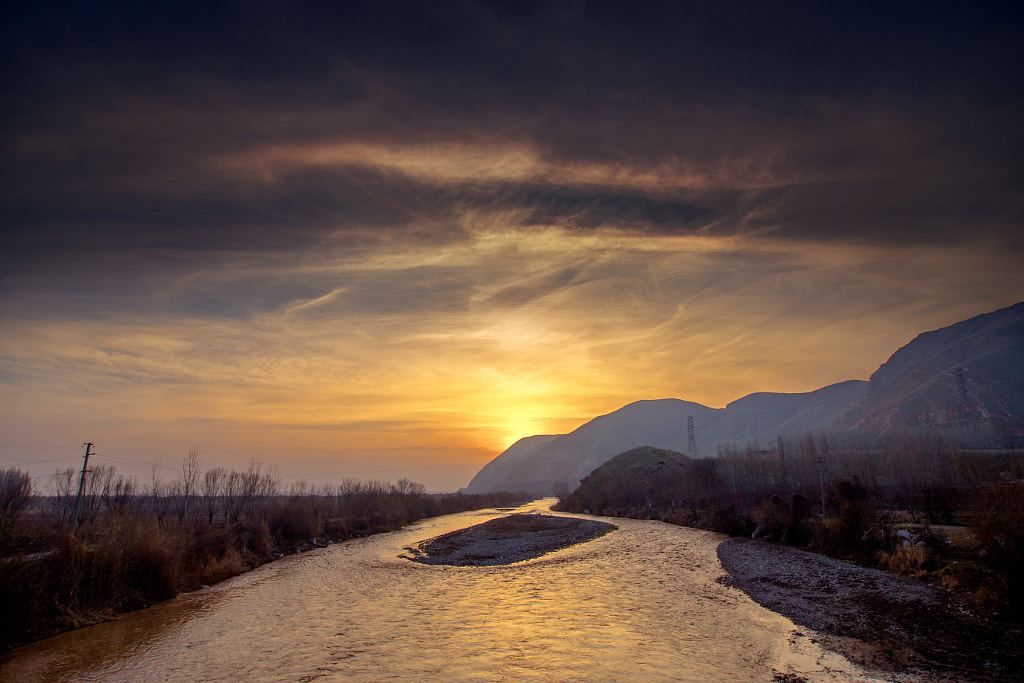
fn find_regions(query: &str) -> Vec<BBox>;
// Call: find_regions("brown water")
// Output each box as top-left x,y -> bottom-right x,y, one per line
1,501 -> 883,682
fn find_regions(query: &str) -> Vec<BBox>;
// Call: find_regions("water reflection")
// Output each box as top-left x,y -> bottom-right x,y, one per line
0,579 -> 220,681
1,502 -> 881,682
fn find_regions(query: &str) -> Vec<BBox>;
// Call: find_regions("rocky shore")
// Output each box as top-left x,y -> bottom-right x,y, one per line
403,513 -> 616,566
717,538 -> 1022,682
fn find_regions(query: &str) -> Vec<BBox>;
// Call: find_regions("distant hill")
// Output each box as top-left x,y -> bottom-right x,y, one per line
553,446 -> 693,514
583,446 -> 691,480
463,302 -> 1024,495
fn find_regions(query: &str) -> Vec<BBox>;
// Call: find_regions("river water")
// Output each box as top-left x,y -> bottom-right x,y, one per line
1,501 -> 884,682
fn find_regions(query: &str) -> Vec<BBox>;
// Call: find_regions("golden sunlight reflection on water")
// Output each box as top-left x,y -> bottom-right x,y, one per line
1,501 -> 885,682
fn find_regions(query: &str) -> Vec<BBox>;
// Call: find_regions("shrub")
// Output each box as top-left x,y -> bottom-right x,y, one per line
708,504 -> 756,537
935,560 -> 1007,611
77,514 -> 183,610
809,479 -> 886,564
881,546 -> 935,580
0,469 -> 32,555
971,482 -> 1024,616
196,547 -> 247,585
229,519 -> 272,565
0,557 -> 46,646
268,499 -> 323,545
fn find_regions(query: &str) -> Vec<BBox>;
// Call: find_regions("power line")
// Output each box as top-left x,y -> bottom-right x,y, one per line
0,442 -> 85,451
2,456 -> 79,467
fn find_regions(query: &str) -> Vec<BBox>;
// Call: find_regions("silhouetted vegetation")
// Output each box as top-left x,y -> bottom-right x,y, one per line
554,434 -> 1024,624
0,461 -> 533,651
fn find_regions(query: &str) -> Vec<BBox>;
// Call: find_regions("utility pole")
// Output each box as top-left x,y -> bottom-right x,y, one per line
72,442 -> 93,526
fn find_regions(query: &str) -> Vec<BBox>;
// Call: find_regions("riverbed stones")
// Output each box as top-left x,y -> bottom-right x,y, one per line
403,513 -> 615,566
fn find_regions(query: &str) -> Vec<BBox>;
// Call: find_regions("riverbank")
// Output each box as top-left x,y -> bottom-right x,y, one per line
402,513 -> 616,565
0,501 -> 886,682
0,488 -> 535,652
717,538 -> 1023,682
410,511 -> 1022,681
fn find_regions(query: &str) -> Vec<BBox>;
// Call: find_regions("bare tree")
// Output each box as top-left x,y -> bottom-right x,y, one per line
81,464 -> 115,523
51,467 -> 77,526
101,467 -> 138,514
225,469 -> 243,522
203,467 -> 227,524
224,460 -> 264,523
394,478 -> 426,496
240,459 -> 262,520
0,469 -> 32,554
150,460 -> 172,522
258,465 -> 280,510
179,445 -> 200,522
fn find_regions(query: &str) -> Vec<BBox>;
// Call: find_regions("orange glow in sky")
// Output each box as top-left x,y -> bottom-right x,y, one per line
3,207 -> 1021,490
3,4 -> 1023,491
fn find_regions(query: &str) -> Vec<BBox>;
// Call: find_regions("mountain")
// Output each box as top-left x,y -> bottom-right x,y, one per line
463,302 -> 1024,495
466,399 -> 720,494
701,379 -> 869,448
841,302 -> 1024,437
463,434 -> 559,494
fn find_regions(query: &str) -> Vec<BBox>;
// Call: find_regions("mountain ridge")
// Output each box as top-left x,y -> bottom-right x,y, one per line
464,301 -> 1024,495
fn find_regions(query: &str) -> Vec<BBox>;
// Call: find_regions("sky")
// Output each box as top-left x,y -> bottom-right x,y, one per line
2,1 -> 1023,492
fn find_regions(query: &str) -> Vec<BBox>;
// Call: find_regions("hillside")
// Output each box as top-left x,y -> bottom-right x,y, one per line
466,400 -> 722,494
583,446 -> 691,480
552,446 -> 694,515
841,302 -> 1024,443
463,302 -> 1024,495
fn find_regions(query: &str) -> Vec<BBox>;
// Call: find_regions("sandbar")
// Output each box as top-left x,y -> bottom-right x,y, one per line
404,513 -> 615,566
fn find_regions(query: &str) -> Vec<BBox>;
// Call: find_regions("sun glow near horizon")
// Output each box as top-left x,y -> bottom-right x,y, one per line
3,225 -> 1023,489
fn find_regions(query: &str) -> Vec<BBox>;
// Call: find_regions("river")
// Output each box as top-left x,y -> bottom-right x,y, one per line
0,500 -> 885,682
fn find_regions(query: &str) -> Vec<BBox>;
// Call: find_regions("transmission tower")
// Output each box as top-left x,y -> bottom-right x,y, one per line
686,416 -> 699,458
953,367 -> 971,408
815,439 -> 828,517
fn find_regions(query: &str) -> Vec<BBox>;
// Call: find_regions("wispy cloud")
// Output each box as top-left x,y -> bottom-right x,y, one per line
4,227 -> 1021,488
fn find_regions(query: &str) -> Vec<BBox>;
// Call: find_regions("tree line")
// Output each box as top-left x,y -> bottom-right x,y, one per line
554,432 -> 1024,622
0,453 -> 533,652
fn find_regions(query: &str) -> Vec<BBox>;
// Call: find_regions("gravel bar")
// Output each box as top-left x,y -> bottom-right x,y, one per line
403,513 -> 615,566
717,537 -> 1022,681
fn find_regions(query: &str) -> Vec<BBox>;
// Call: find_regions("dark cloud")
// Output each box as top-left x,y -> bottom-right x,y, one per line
1,0 -> 1022,264
6,2 -> 1021,103
0,164 -> 472,261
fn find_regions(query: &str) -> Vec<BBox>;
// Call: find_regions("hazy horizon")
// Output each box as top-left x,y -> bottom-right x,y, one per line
3,2 -> 1023,491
